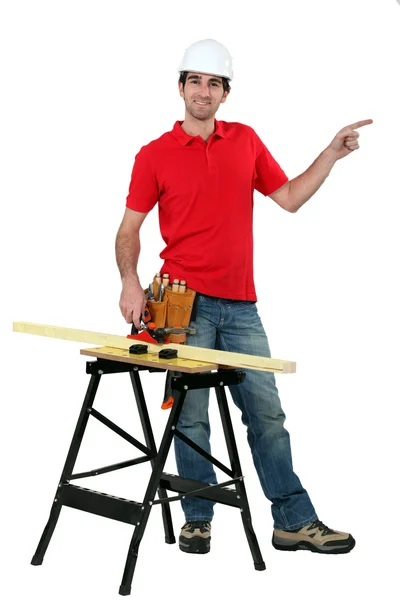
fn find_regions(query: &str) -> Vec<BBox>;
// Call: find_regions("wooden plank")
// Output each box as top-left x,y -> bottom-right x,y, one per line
13,322 -> 133,349
80,347 -> 218,373
13,322 -> 296,374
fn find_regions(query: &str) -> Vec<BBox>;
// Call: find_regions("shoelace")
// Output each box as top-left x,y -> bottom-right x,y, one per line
183,521 -> 210,533
311,520 -> 336,535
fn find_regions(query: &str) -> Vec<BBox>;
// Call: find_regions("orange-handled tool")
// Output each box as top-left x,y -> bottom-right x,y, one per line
130,304 -> 153,335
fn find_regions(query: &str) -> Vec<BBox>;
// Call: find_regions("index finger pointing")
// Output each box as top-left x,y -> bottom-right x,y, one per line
347,119 -> 373,130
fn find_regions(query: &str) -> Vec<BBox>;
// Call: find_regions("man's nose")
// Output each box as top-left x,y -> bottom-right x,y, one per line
199,82 -> 210,96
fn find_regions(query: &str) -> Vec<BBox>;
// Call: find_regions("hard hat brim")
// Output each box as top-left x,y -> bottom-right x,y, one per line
178,68 -> 232,81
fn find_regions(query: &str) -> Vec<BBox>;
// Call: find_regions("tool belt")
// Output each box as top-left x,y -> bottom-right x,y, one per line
145,276 -> 196,344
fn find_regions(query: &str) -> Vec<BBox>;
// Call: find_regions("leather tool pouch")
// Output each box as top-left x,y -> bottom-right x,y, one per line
164,287 -> 196,343
145,277 -> 196,344
145,297 -> 167,329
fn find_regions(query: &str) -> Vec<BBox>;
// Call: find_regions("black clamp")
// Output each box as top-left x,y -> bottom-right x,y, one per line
129,344 -> 148,355
158,349 -> 178,360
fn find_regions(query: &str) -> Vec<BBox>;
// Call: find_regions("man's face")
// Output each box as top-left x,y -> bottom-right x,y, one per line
179,72 -> 229,121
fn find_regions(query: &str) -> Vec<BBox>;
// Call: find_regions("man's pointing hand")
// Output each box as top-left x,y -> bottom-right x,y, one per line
326,119 -> 373,160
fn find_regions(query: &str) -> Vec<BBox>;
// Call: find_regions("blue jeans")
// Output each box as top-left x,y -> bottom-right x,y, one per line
173,294 -> 318,531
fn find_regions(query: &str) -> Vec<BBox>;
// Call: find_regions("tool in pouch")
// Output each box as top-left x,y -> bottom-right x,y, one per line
140,273 -> 197,344
127,272 -> 197,410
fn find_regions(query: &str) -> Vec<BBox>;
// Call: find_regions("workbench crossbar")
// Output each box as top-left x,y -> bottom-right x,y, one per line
89,407 -> 154,457
173,428 -> 234,478
62,483 -> 143,525
70,455 -> 152,480
152,476 -> 242,506
159,473 -> 243,507
86,359 -> 166,376
171,369 -> 245,391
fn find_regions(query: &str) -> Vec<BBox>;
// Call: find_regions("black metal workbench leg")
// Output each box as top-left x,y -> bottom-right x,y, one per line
215,385 -> 266,571
119,385 -> 187,596
129,369 -> 175,544
31,373 -> 102,566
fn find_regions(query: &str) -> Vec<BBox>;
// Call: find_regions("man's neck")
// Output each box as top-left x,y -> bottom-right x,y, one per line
181,114 -> 216,142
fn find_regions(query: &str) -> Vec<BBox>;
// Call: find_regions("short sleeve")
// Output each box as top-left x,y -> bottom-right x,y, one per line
254,133 -> 288,196
126,148 -> 159,212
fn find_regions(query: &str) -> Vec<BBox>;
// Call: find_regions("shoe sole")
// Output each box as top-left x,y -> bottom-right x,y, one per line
179,535 -> 211,554
272,535 -> 356,555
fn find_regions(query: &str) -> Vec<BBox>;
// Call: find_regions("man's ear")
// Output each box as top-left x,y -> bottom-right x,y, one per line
178,81 -> 185,98
221,89 -> 230,104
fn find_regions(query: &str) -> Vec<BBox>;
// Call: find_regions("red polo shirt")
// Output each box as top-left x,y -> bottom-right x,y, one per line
126,120 -> 288,301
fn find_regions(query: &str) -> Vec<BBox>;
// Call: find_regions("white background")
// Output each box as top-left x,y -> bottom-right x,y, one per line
2,0 -> 399,598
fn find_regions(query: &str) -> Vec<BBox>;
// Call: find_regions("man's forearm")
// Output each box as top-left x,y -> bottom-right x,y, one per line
115,230 -> 141,283
288,149 -> 337,212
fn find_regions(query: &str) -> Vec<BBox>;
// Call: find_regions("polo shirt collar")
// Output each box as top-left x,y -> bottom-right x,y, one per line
171,120 -> 226,146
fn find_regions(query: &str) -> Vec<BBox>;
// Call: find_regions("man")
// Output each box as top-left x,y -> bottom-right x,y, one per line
116,39 -> 372,556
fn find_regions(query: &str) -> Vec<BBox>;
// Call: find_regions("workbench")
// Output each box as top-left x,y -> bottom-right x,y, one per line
29,344 -> 267,596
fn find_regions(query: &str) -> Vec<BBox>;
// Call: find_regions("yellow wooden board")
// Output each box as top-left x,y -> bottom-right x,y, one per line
81,346 -> 218,373
13,322 -> 296,374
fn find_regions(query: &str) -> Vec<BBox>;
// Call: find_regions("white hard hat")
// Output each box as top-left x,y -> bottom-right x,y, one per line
179,39 -> 233,80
